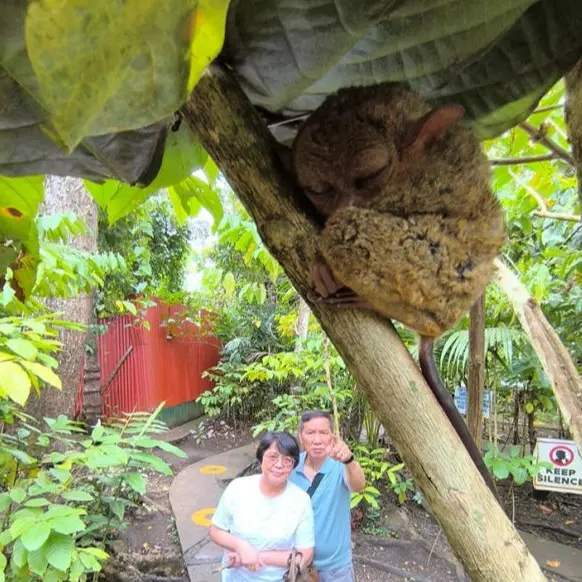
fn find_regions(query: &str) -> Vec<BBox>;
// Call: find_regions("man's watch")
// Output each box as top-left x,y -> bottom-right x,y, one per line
342,454 -> 355,465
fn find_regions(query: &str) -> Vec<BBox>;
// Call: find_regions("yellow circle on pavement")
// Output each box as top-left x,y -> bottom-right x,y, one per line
192,507 -> 215,527
199,464 -> 227,475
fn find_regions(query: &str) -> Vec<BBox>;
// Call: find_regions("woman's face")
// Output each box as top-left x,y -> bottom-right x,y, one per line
261,442 -> 295,487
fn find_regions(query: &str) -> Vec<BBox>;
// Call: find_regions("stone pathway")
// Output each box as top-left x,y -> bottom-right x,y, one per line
167,437 -> 582,582
169,442 -> 257,581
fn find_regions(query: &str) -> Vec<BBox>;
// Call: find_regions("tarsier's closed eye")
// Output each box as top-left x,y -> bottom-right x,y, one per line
305,186 -> 334,198
353,164 -> 390,190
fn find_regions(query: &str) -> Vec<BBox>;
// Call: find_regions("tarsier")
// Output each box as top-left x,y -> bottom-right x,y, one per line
291,84 -> 505,494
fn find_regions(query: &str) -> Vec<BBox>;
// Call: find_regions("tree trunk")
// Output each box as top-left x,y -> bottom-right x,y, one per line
181,64 -> 545,582
25,176 -> 98,420
294,297 -> 310,349
493,258 -> 582,453
565,60 -> 582,210
468,295 -> 486,449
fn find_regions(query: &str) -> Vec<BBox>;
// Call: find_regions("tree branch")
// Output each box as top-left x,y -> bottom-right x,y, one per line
510,171 -> 581,222
181,64 -> 545,582
519,121 -> 575,167
493,258 -> 582,453
490,154 -> 556,166
565,60 -> 582,211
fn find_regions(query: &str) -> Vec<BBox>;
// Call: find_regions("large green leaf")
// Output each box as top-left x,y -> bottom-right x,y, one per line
43,532 -> 74,572
225,0 -> 582,138
0,361 -> 32,406
84,124 -> 208,224
0,176 -> 43,293
168,175 -> 223,228
24,0 -> 230,150
21,521 -> 51,552
0,0 -> 229,181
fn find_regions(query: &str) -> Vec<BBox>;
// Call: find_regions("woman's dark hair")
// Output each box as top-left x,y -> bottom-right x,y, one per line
256,431 -> 300,468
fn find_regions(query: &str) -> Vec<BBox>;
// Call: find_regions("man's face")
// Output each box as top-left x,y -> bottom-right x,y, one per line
300,417 -> 333,460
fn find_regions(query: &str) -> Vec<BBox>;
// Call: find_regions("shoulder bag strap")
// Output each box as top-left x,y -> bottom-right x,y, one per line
306,472 -> 324,498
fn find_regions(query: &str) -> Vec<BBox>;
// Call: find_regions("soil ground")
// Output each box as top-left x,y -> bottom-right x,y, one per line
106,418 -> 582,582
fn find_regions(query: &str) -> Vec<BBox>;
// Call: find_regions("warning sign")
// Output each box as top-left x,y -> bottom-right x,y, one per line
533,438 -> 582,495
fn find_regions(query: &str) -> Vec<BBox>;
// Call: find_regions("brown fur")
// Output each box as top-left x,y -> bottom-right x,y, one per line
292,84 -> 505,337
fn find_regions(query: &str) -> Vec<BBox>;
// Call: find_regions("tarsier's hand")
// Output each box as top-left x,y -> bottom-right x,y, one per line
326,435 -> 353,463
311,256 -> 344,298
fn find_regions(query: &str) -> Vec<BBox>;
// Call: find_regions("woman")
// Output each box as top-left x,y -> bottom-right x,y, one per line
210,431 -> 315,581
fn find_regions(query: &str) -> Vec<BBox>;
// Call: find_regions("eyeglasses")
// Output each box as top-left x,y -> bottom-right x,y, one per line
263,453 -> 295,469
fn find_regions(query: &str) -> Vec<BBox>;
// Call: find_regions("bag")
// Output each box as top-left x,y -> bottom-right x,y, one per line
283,549 -> 319,582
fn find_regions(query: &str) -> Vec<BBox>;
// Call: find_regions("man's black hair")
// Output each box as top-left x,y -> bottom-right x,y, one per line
299,410 -> 334,432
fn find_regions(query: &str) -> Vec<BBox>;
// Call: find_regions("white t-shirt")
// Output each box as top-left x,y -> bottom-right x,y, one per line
212,474 -> 315,582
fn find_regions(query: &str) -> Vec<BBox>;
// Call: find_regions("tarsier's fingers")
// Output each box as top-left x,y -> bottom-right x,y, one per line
316,290 -> 374,309
311,256 -> 344,297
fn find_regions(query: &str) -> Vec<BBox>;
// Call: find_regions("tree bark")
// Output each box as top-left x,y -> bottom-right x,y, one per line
493,258 -> 582,453
294,297 -> 310,348
181,64 -> 545,582
565,60 -> 582,210
25,176 -> 98,420
468,295 -> 486,448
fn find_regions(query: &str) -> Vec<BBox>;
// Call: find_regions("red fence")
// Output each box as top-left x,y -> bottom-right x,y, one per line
76,303 -> 221,417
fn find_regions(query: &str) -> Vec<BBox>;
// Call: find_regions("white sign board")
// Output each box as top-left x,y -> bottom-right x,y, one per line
533,438 -> 582,495
454,386 -> 491,418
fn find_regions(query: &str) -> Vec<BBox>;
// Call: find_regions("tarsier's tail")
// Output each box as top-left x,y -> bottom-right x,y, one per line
418,336 -> 500,501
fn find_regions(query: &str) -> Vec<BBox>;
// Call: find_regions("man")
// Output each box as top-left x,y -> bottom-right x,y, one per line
289,410 -> 366,582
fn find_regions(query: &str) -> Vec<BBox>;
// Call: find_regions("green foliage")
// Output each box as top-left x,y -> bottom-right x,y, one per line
0,314 -> 86,407
85,126 -> 211,225
0,403 -> 186,581
484,446 -> 552,485
350,445 -> 411,508
1,212 -> 125,315
96,196 -> 192,316
199,338 -> 353,429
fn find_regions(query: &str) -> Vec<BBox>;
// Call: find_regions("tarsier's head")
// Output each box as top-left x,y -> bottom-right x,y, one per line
292,84 -> 465,217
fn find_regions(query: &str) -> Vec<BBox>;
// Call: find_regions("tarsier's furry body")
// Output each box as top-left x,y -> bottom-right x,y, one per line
292,84 -> 505,494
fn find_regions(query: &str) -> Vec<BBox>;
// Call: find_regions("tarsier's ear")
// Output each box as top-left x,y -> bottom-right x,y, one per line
406,104 -> 465,152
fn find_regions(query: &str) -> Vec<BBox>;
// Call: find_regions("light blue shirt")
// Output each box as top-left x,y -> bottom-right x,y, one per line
289,452 -> 352,572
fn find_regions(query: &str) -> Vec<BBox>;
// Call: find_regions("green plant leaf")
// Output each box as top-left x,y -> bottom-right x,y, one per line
108,499 -> 125,521
27,546 -> 49,577
79,550 -> 102,572
21,521 -> 51,551
11,538 -> 26,568
131,452 -> 173,475
24,1 -> 231,150
122,472 -> 147,495
148,126 -> 207,191
154,440 -> 188,458
5,338 -> 38,361
24,498 -> 51,508
0,361 -> 32,406
49,514 -> 86,535
222,272 -> 235,297
61,490 -> 94,502
168,175 -> 223,227
0,493 -> 11,512
19,361 -> 62,389
492,461 -> 510,480
9,487 -> 26,504
44,532 -> 74,572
